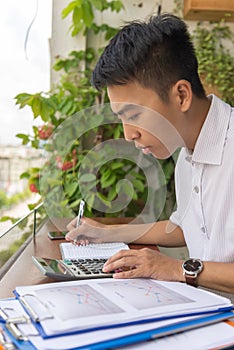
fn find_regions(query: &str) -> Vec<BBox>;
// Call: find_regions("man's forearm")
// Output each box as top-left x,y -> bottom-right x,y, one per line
132,220 -> 186,247
103,220 -> 186,247
195,261 -> 234,293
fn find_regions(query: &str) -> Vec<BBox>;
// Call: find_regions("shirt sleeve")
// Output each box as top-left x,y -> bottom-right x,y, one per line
169,148 -> 188,228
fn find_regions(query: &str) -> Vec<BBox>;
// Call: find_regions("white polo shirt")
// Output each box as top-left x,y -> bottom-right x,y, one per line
170,94 -> 234,262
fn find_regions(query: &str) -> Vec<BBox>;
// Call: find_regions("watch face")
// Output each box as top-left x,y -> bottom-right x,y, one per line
183,259 -> 202,272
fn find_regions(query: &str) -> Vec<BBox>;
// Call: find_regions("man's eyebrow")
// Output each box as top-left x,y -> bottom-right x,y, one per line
112,104 -> 138,116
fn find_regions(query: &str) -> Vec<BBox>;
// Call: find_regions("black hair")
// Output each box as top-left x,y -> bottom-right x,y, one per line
91,13 -> 206,101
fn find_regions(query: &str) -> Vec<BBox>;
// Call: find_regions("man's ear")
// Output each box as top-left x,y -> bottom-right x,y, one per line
173,80 -> 192,112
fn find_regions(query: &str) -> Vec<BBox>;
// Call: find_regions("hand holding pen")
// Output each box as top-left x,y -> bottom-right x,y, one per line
66,200 -> 107,245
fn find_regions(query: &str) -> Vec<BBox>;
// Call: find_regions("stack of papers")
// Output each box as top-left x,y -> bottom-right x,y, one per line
0,278 -> 233,349
14,278 -> 232,336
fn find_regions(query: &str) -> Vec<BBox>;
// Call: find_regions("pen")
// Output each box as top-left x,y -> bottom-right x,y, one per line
76,200 -> 85,229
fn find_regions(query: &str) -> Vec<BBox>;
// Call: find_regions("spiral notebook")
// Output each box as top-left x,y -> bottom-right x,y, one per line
60,242 -> 129,260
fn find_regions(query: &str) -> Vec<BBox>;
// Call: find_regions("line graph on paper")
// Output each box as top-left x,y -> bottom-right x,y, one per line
101,280 -> 193,310
36,285 -> 124,321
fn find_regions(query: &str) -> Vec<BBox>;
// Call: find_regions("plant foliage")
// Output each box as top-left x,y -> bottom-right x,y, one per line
193,20 -> 234,105
14,0 -> 175,220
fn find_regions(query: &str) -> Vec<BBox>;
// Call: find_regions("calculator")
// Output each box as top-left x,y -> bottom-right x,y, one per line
32,256 -> 113,281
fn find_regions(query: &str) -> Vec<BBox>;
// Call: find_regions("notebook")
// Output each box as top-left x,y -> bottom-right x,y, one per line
60,242 -> 129,260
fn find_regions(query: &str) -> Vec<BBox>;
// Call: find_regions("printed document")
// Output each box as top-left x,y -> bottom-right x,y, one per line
14,278 -> 232,337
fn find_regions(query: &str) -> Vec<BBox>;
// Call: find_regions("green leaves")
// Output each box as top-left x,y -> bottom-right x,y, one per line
101,173 -> 116,189
15,133 -> 30,145
82,1 -> 94,27
14,93 -> 32,108
61,1 -> 82,18
92,0 -> 107,11
15,93 -> 54,121
13,0 -> 176,220
79,173 -> 96,183
65,182 -> 79,197
193,20 -> 234,105
62,0 -> 124,37
62,0 -> 94,35
109,1 -> 124,12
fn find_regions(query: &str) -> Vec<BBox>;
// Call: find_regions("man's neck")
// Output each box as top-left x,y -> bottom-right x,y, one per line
184,97 -> 211,152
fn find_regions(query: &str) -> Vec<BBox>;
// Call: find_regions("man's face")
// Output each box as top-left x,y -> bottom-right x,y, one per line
107,81 -> 185,159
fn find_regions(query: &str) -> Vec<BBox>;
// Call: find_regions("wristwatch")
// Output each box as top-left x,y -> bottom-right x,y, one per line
182,258 -> 203,287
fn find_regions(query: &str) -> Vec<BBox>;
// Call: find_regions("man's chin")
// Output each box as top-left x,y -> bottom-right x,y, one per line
151,151 -> 172,159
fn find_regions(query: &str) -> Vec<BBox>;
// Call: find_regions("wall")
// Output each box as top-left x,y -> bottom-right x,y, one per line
50,0 -> 176,84
50,0 -> 234,83
50,0 -> 86,84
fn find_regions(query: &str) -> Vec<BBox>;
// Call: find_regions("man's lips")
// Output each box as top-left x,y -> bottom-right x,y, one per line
136,144 -> 152,154
141,147 -> 152,154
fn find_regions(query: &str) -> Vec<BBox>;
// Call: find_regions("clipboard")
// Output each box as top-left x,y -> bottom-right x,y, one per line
0,307 -> 234,350
0,299 -> 36,350
11,292 -> 234,338
71,311 -> 234,350
12,281 -> 234,340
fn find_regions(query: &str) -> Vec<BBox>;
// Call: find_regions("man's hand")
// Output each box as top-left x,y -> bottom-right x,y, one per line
65,217 -> 106,245
103,248 -> 183,281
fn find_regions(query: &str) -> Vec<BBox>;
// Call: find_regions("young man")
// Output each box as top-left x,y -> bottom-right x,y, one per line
66,14 -> 234,301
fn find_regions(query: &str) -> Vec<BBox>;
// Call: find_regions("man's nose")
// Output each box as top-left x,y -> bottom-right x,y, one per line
123,124 -> 140,142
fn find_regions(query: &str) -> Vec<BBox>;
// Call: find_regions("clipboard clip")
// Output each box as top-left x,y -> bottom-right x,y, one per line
19,294 -> 54,323
0,308 -> 30,342
5,322 -> 28,342
0,325 -> 18,349
0,308 -> 29,324
0,305 -> 40,342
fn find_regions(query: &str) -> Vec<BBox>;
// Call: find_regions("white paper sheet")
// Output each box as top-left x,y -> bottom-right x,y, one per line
29,322 -> 234,350
60,242 -> 129,259
15,278 -> 232,337
118,322 -> 234,350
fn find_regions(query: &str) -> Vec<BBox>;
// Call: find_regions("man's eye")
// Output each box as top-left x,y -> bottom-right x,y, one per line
127,113 -> 140,121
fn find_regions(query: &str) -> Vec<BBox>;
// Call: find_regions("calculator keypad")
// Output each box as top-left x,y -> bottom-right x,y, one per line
63,258 -> 113,278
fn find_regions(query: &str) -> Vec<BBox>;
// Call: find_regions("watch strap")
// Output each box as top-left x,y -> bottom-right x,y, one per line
184,274 -> 198,287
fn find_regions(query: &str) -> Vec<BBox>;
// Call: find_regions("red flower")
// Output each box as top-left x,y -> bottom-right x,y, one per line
38,124 -> 53,140
55,153 -> 77,171
29,183 -> 39,193
61,161 -> 74,171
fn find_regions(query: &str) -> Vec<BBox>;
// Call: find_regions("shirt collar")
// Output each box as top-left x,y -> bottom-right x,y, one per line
191,94 -> 232,165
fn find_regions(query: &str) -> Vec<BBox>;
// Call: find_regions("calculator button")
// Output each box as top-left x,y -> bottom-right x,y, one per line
63,258 -> 113,279
64,260 -> 72,265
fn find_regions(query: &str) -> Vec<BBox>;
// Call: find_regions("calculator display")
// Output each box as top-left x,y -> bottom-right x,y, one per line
39,258 -> 70,274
